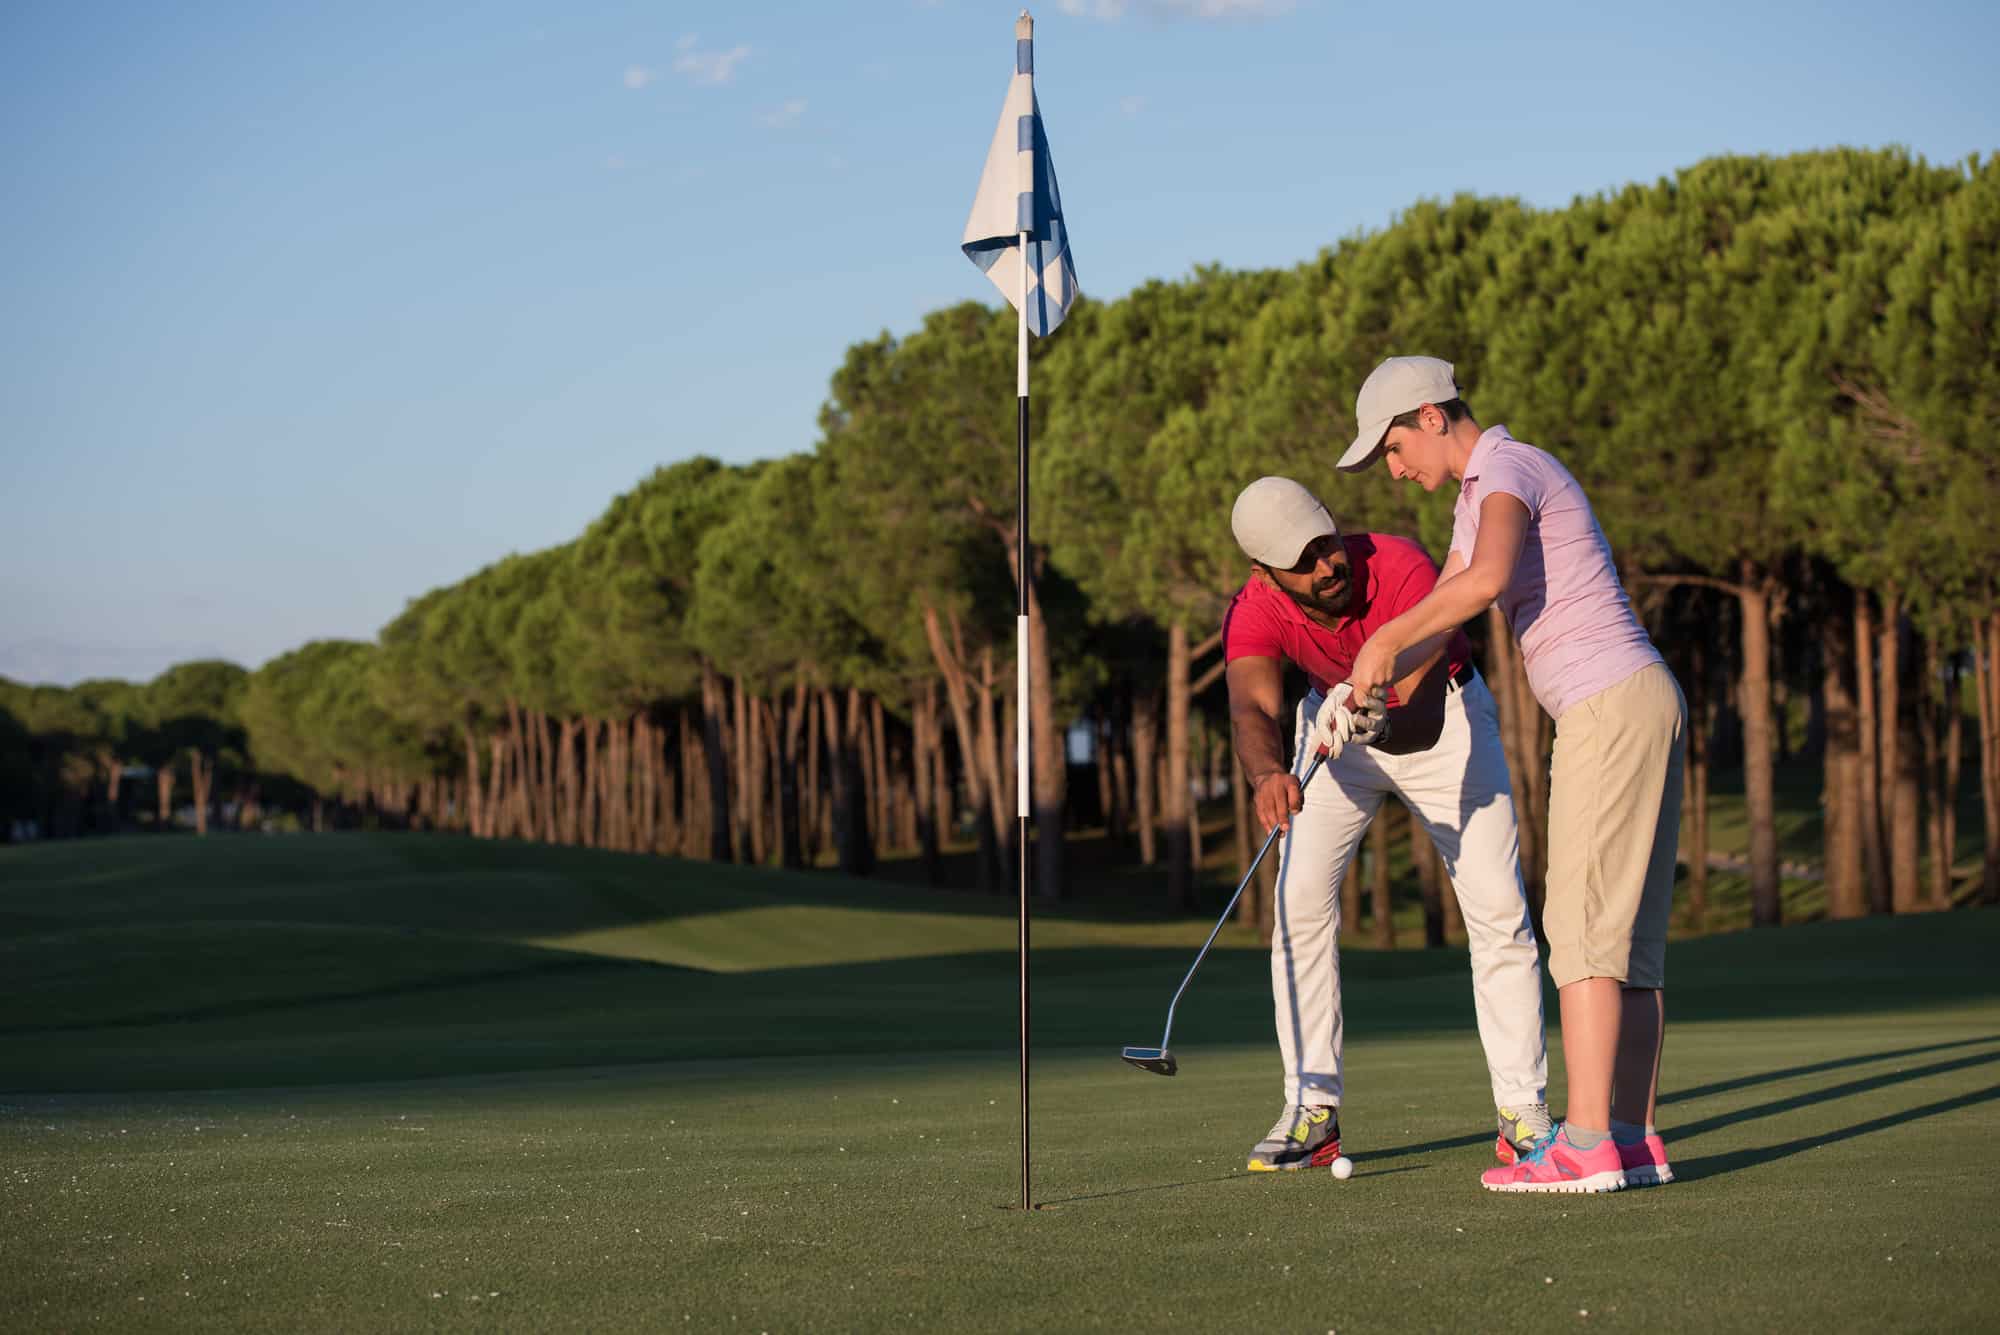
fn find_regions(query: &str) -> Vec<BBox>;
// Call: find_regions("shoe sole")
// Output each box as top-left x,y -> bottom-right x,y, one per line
1483,1169 -> 1627,1194
1622,1165 -> 1674,1187
1247,1141 -> 1343,1173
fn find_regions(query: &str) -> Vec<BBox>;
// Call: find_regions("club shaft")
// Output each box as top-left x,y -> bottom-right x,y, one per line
1156,755 -> 1323,1051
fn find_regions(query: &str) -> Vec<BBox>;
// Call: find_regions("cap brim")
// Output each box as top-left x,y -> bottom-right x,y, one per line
1337,417 -> 1391,472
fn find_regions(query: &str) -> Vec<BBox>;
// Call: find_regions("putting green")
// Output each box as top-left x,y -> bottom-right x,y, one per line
2,834 -> 1995,1330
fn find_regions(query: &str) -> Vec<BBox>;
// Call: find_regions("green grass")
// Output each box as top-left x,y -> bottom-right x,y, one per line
3,833 -> 1997,1331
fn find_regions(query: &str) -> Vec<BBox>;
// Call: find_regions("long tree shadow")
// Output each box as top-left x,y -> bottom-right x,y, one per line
1660,1034 -> 2000,1108
1346,1036 -> 2000,1169
1673,1082 -> 2000,1181
1666,1046 -> 2000,1144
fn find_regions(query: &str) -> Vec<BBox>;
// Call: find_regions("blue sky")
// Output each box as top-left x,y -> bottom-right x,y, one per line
3,0 -> 1995,686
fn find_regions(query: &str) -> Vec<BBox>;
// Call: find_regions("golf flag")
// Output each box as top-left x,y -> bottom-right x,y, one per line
962,11 -> 1078,336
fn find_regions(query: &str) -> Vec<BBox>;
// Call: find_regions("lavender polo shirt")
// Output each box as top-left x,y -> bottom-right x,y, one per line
1448,426 -> 1662,720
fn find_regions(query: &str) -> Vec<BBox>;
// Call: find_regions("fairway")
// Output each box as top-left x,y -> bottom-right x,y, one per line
4,836 -> 1997,1331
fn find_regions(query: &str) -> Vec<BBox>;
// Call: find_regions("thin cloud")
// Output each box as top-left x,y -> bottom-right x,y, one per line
1119,94 -> 1146,117
623,66 -> 656,90
673,34 -> 751,86
758,98 -> 807,129
1058,0 -> 1295,17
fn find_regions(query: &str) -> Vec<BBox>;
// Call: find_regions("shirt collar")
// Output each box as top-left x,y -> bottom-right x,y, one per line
1462,424 -> 1513,482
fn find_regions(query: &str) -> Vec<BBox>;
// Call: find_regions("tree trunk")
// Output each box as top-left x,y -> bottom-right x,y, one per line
1369,812 -> 1395,949
155,763 -> 176,833
1096,712 -> 1117,837
780,684 -> 807,870
1164,623 -> 1194,908
1920,635 -> 1946,912
802,690 -> 822,863
1941,657 -> 1961,907
1856,595 -> 1890,912
187,749 -> 212,836
1024,573 -> 1067,902
461,725 -> 483,838
1232,757 -> 1257,929
913,680 -> 941,883
865,694 -> 887,857
1983,612 -> 2000,904
848,687 -> 878,873
700,666 -> 735,862
488,734 -> 510,840
1881,589 -> 1921,913
682,711 -> 707,858
1819,606 -> 1867,919
1002,684 -> 1020,876
933,698 -> 954,868
978,650 -> 1011,885
1737,563 -> 1781,927
1411,808 -> 1445,947
922,606 -> 999,891
1109,714 -> 1133,843
1188,718 -> 1206,881
1683,632 -> 1712,931
1131,689 -> 1160,866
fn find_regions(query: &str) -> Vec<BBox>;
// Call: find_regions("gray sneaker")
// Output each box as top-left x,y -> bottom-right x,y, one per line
1496,1103 -> 1554,1164
1247,1105 -> 1341,1172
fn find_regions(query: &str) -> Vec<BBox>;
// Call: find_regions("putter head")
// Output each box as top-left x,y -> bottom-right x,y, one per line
1120,1045 -> 1178,1076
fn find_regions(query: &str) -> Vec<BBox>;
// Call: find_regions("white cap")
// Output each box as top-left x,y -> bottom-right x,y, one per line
1231,477 -> 1339,568
1337,356 -> 1460,471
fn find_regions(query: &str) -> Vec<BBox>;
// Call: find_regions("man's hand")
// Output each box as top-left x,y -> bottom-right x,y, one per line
1252,770 -> 1303,834
1308,683 -> 1361,759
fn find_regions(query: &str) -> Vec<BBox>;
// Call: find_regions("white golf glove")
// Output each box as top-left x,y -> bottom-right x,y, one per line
1349,686 -> 1390,745
1308,683 -> 1361,759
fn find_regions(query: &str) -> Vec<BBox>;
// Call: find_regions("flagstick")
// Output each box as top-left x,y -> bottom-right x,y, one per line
1016,217 -> 1032,1214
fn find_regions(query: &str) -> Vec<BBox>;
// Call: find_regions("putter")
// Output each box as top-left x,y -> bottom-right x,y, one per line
1119,688 -> 1388,1078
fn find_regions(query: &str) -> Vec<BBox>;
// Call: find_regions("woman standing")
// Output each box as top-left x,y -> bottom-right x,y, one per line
1339,356 -> 1685,1194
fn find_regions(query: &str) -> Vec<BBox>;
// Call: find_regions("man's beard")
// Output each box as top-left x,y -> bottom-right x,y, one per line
1284,578 -> 1352,618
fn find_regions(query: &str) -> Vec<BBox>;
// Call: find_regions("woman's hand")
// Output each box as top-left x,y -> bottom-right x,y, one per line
1346,635 -> 1399,705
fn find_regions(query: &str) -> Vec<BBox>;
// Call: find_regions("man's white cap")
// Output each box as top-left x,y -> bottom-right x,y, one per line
1337,355 -> 1460,471
1231,477 -> 1339,569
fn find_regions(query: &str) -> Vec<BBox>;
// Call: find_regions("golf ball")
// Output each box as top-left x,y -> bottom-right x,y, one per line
1330,1155 -> 1354,1180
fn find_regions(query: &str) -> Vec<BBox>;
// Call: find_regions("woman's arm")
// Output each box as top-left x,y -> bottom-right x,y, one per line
1346,493 -> 1530,698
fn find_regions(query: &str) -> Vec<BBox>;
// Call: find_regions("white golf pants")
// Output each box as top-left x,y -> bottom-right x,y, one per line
1272,672 -> 1547,1111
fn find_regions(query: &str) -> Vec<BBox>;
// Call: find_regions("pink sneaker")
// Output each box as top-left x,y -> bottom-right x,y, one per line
1617,1133 -> 1674,1186
1480,1126 -> 1626,1194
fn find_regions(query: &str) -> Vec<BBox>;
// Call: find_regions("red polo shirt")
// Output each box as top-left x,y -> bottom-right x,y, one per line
1221,532 -> 1473,705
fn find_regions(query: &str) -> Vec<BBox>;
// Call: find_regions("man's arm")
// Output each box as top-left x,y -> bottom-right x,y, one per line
1227,655 -> 1304,834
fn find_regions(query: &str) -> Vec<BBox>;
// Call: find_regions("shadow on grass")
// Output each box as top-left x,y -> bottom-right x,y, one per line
1033,1171 -> 1251,1207
1663,1033 -> 2000,1107
1670,1046 -> 2000,1148
1674,1082 -> 2000,1181
1301,1035 -> 2000,1171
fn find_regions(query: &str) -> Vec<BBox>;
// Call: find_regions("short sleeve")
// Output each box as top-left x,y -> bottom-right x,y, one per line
1475,447 -> 1546,521
1222,588 -> 1283,663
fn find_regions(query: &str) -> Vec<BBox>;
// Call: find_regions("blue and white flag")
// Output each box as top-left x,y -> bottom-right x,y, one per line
961,12 -> 1078,337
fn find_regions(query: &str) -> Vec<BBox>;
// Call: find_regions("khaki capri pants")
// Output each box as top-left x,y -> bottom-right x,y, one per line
1544,662 -> 1687,990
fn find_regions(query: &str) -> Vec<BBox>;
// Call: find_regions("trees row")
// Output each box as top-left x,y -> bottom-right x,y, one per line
5,147 -> 1995,929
